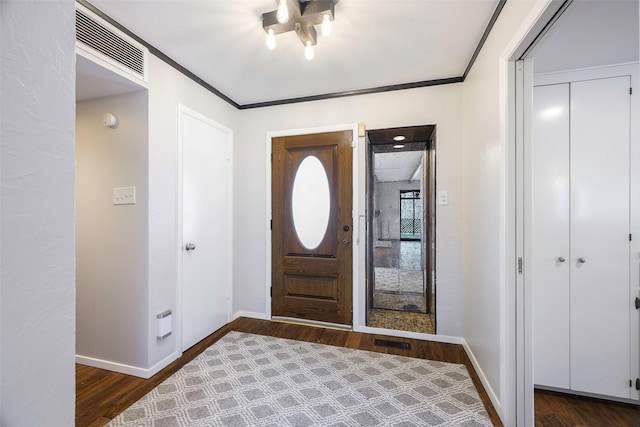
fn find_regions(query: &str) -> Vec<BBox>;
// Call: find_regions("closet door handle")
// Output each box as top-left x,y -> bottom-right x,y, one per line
578,257 -> 586,263
558,257 -> 566,263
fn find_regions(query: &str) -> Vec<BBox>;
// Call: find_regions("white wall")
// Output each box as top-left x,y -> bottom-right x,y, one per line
234,84 -> 465,336
146,54 -> 240,369
73,49 -> 240,376
461,0 -> 541,419
76,91 -> 149,370
0,1 -> 76,425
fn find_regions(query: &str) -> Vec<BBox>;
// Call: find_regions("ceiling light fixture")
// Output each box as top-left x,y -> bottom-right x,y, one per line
276,0 -> 289,24
262,0 -> 336,60
321,14 -> 332,37
266,29 -> 277,50
393,135 -> 406,141
304,41 -> 315,60
393,144 -> 405,149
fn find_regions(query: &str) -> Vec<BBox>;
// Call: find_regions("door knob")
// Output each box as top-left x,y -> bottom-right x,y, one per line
558,257 -> 566,263
578,257 -> 586,263
185,243 -> 196,251
342,239 -> 350,246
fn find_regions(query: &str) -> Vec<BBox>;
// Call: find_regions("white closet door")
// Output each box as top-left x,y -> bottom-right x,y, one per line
181,110 -> 231,352
532,83 -> 571,389
570,76 -> 631,398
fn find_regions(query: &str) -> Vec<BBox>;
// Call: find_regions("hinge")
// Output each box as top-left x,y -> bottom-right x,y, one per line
636,378 -> 640,390
630,87 -> 633,95
270,219 -> 272,230
270,153 -> 273,162
270,287 -> 272,298
630,233 -> 633,241
635,297 -> 640,310
518,257 -> 523,275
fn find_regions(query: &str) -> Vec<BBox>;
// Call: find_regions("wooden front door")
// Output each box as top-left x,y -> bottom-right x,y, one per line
272,130 -> 353,325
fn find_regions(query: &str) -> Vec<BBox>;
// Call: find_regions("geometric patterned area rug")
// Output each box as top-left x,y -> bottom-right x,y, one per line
106,332 -> 493,427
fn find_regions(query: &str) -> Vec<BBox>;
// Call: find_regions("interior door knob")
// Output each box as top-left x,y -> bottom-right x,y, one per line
578,257 -> 586,263
558,257 -> 566,262
185,243 -> 196,251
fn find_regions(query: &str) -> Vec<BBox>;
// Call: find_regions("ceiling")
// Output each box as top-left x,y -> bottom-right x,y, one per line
368,125 -> 434,148
76,55 -> 145,101
77,1 -> 640,105
534,0 -> 639,74
374,151 -> 424,183
85,0 -> 501,106
368,125 -> 433,183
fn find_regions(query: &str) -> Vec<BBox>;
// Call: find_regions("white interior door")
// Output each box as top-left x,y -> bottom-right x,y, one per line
180,108 -> 231,352
570,76 -> 631,398
532,83 -> 571,389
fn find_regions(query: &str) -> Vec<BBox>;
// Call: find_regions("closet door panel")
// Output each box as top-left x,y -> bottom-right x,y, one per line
570,76 -> 631,398
532,83 -> 571,388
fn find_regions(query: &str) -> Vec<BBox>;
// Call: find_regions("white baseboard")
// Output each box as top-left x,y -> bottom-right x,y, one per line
147,351 -> 181,378
233,311 -> 269,321
76,351 -> 179,379
462,340 -> 502,419
355,324 -> 464,345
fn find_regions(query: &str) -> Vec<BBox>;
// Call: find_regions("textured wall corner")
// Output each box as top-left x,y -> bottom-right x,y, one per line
1,1 -> 76,425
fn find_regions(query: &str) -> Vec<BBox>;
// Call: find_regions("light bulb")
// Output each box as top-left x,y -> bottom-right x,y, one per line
276,0 -> 289,24
304,41 -> 314,60
266,29 -> 277,50
321,14 -> 332,37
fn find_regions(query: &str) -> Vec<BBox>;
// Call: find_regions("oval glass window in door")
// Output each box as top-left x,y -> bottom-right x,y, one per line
291,155 -> 331,250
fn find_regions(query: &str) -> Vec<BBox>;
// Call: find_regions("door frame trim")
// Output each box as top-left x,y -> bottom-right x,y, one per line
176,104 -> 234,354
265,124 -> 360,324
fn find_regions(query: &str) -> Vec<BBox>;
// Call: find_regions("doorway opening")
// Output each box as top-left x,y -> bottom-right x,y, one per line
75,53 -> 150,374
365,125 -> 436,334
511,0 -> 639,423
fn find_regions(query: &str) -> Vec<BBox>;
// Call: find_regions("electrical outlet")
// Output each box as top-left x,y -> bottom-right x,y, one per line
113,187 -> 136,205
438,190 -> 449,205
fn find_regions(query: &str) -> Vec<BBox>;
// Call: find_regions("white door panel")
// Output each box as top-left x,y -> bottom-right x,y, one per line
532,76 -> 632,399
532,83 -> 571,389
569,76 -> 630,398
181,110 -> 230,352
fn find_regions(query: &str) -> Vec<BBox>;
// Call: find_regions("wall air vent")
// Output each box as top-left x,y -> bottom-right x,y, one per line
75,5 -> 148,82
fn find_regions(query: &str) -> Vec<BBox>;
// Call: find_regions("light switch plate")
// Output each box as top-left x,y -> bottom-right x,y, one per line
437,190 -> 449,205
113,187 -> 136,205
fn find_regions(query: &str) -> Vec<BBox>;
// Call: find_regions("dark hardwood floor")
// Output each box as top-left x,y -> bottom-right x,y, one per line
76,317 -> 640,427
534,388 -> 640,427
76,317 -> 502,426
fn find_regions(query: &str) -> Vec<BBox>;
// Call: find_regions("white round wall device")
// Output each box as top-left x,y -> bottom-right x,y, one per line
102,113 -> 118,128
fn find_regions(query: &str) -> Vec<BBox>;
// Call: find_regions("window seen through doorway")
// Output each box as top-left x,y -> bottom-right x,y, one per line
400,190 -> 421,241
